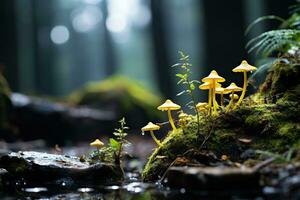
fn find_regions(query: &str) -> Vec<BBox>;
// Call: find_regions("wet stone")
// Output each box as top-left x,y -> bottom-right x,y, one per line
165,166 -> 260,190
0,151 -> 123,188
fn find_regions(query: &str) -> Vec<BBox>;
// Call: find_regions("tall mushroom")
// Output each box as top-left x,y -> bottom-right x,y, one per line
199,82 -> 221,115
232,60 -> 257,108
225,82 -> 242,112
141,122 -> 161,146
202,70 -> 225,115
157,99 -> 181,130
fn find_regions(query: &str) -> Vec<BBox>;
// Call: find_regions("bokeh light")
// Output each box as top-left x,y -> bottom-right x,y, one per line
50,25 -> 70,45
71,6 -> 103,33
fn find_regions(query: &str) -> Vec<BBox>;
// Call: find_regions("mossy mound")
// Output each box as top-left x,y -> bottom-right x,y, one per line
142,62 -> 300,182
66,75 -> 163,128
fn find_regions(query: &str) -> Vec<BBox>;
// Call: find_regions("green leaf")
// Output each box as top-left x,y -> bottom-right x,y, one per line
175,73 -> 184,79
177,90 -> 187,96
109,138 -> 120,150
190,83 -> 195,90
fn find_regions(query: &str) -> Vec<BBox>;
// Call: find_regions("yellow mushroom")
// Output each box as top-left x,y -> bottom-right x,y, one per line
215,86 -> 230,107
196,102 -> 208,114
229,93 -> 239,108
90,139 -> 104,149
199,82 -> 221,115
232,60 -> 257,108
202,70 -> 225,115
157,100 -> 181,130
178,111 -> 192,127
141,122 -> 161,146
225,83 -> 242,112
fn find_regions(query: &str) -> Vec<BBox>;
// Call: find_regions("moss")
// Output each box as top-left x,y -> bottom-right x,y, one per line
143,102 -> 300,181
143,59 -> 300,182
65,75 -> 163,128
276,123 -> 300,139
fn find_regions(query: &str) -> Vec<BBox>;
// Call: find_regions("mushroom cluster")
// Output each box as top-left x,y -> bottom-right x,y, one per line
141,60 -> 256,146
199,60 -> 256,116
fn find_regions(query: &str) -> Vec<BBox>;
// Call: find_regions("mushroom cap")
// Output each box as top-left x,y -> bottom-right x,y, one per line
216,87 -> 231,94
157,99 -> 181,111
232,60 -> 257,73
202,70 -> 225,83
141,122 -> 160,131
90,139 -> 104,148
215,87 -> 229,94
196,102 -> 208,109
199,82 -> 221,90
229,93 -> 239,100
225,82 -> 243,92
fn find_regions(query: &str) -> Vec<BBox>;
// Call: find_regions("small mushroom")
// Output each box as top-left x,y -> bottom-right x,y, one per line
141,122 -> 161,146
225,83 -> 242,112
229,93 -> 239,100
202,70 -> 225,115
232,60 -> 257,108
215,86 -> 230,107
178,111 -> 192,127
157,99 -> 181,130
196,102 -> 208,114
229,94 -> 239,108
199,82 -> 221,114
90,139 -> 104,149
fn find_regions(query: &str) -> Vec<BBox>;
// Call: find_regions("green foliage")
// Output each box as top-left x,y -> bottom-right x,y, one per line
173,51 -> 200,132
113,117 -> 129,145
87,117 -> 130,165
247,29 -> 300,56
246,0 -> 300,57
173,51 -> 200,109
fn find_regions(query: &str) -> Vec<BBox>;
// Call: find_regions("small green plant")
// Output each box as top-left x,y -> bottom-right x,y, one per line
112,117 -> 130,165
87,117 -> 130,167
173,51 -> 200,133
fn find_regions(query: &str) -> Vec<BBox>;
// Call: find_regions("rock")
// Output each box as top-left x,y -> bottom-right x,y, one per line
11,93 -> 116,144
0,151 -> 123,187
165,166 -> 260,190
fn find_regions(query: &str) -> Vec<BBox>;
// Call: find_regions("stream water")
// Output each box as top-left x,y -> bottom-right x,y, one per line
0,139 -> 299,199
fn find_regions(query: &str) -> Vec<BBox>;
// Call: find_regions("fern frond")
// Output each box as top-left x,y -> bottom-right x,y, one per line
245,15 -> 285,35
281,13 -> 300,29
289,0 -> 300,14
247,29 -> 300,56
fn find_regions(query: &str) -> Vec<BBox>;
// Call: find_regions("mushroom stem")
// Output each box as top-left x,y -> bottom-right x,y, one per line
208,88 -> 212,115
235,71 -> 247,108
150,130 -> 161,146
226,91 -> 235,112
212,81 -> 217,115
220,93 -> 224,107
167,110 -> 176,130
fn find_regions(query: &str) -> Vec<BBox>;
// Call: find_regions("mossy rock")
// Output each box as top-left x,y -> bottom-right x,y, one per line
66,75 -> 163,128
142,62 -> 300,182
